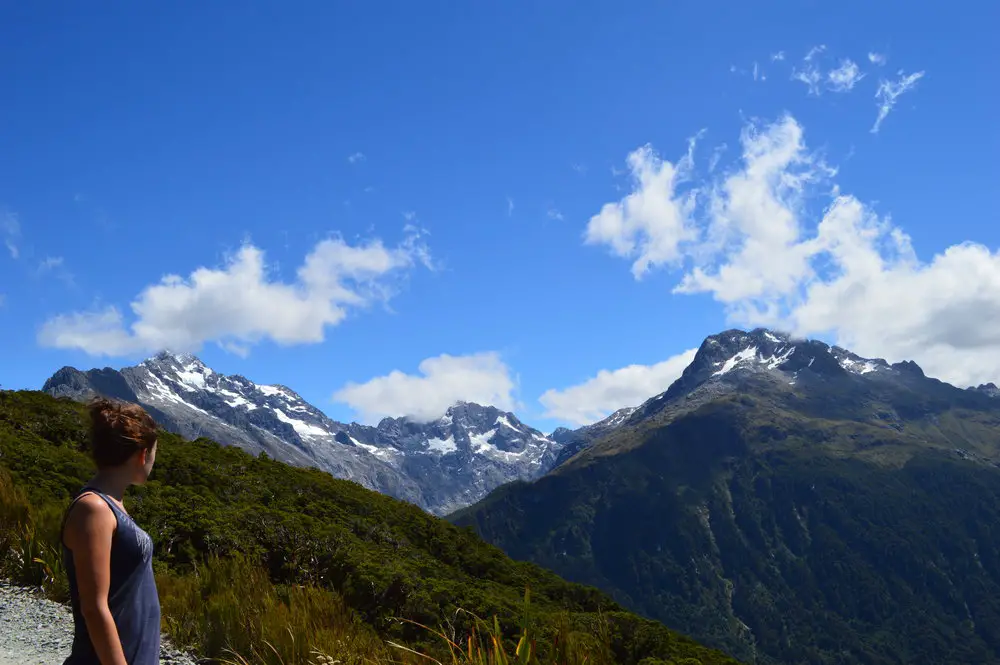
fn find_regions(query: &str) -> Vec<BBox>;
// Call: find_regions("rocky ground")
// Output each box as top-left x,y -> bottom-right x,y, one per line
0,581 -> 197,665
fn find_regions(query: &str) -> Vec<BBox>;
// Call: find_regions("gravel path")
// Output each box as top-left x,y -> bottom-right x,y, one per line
0,582 -> 197,665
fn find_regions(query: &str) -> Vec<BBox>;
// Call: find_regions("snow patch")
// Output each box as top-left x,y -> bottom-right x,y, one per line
761,346 -> 795,370
258,385 -> 284,397
469,428 -> 499,454
351,437 -> 397,460
272,407 -> 330,439
494,414 -> 520,431
426,435 -> 458,454
764,332 -> 782,343
713,346 -> 759,376
144,372 -> 186,405
839,357 -> 880,375
218,388 -> 256,410
174,368 -> 208,391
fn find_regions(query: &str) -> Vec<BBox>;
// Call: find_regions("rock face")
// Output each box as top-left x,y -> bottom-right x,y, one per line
453,328 -> 1000,665
42,352 -> 562,515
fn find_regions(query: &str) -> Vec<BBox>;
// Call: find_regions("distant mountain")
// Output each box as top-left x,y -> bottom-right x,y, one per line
43,352 -> 562,515
453,328 -> 1000,665
550,406 -> 636,467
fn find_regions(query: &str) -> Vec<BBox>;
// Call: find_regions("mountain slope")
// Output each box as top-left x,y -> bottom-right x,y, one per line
0,389 -> 740,665
42,353 -> 562,514
453,329 -> 1000,665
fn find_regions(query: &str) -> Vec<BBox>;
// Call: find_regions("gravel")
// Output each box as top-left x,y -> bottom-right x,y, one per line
0,581 -> 198,665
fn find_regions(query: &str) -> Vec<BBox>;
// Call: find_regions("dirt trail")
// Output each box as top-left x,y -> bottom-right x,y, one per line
0,582 -> 196,665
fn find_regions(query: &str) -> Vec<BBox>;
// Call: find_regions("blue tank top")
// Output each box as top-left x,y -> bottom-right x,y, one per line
62,486 -> 161,665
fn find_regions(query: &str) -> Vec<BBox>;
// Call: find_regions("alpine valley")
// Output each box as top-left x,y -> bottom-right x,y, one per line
39,328 -> 1000,665
452,328 -> 1000,665
42,352 -> 561,515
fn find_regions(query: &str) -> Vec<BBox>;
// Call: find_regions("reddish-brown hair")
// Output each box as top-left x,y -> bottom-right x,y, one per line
88,398 -> 158,468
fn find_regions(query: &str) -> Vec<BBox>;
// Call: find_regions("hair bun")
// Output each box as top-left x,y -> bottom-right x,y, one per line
87,397 -> 159,468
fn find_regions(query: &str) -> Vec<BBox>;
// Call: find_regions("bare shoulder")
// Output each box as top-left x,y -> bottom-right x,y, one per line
64,493 -> 116,548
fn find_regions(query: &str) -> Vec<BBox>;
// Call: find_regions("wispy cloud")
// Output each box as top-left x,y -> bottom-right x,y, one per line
804,44 -> 827,61
792,65 -> 823,95
347,152 -> 366,164
37,256 -> 75,286
752,61 -> 761,82
571,162 -> 588,175
506,197 -> 515,217
770,51 -> 785,62
791,45 -> 828,95
547,208 -> 565,222
38,256 -> 64,272
872,70 -> 925,133
708,143 -> 728,173
827,59 -> 865,92
868,52 -> 887,66
364,185 -> 376,193
2,211 -> 20,259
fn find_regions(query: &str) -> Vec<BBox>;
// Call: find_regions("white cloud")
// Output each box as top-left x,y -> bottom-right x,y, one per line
38,256 -> 64,272
37,256 -> 74,285
2,212 -> 20,259
588,113 -> 1000,389
540,349 -> 698,425
39,228 -> 431,356
792,65 -> 823,95
771,51 -> 786,62
547,208 -> 565,221
753,62 -> 760,81
804,45 -> 826,61
708,143 -> 728,173
872,70 -> 925,133
675,115 -> 833,314
827,59 -> 864,92
334,352 -> 517,423
507,196 -> 515,217
347,152 -> 366,164
584,137 -> 699,279
571,162 -> 588,174
868,52 -> 887,66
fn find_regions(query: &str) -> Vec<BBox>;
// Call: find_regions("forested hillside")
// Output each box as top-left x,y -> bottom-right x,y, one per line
0,390 -> 738,665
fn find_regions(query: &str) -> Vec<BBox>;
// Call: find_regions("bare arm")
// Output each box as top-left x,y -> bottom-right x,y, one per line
64,494 -> 129,665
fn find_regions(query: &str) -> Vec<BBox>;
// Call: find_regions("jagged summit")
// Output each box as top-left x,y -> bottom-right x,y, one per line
551,328 -> 962,462
970,382 -> 1000,398
42,353 -> 562,515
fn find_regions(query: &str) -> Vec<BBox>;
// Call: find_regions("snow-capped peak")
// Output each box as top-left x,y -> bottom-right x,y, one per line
48,350 -> 564,515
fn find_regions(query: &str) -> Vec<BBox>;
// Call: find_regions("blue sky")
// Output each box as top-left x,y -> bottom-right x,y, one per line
2,1 -> 998,430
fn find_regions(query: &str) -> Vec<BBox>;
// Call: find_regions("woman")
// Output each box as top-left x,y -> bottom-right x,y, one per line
61,398 -> 161,665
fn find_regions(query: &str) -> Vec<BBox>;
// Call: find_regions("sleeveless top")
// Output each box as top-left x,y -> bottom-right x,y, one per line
61,486 -> 161,665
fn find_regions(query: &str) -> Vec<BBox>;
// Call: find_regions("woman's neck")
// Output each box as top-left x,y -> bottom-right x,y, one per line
87,469 -> 132,501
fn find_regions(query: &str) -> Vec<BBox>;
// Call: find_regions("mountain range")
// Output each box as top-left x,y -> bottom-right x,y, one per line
43,352 -> 561,515
452,328 -> 1000,664
37,327 -> 1000,663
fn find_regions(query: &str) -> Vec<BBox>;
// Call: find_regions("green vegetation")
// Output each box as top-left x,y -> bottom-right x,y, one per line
454,394 -> 1000,665
0,389 -> 739,665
